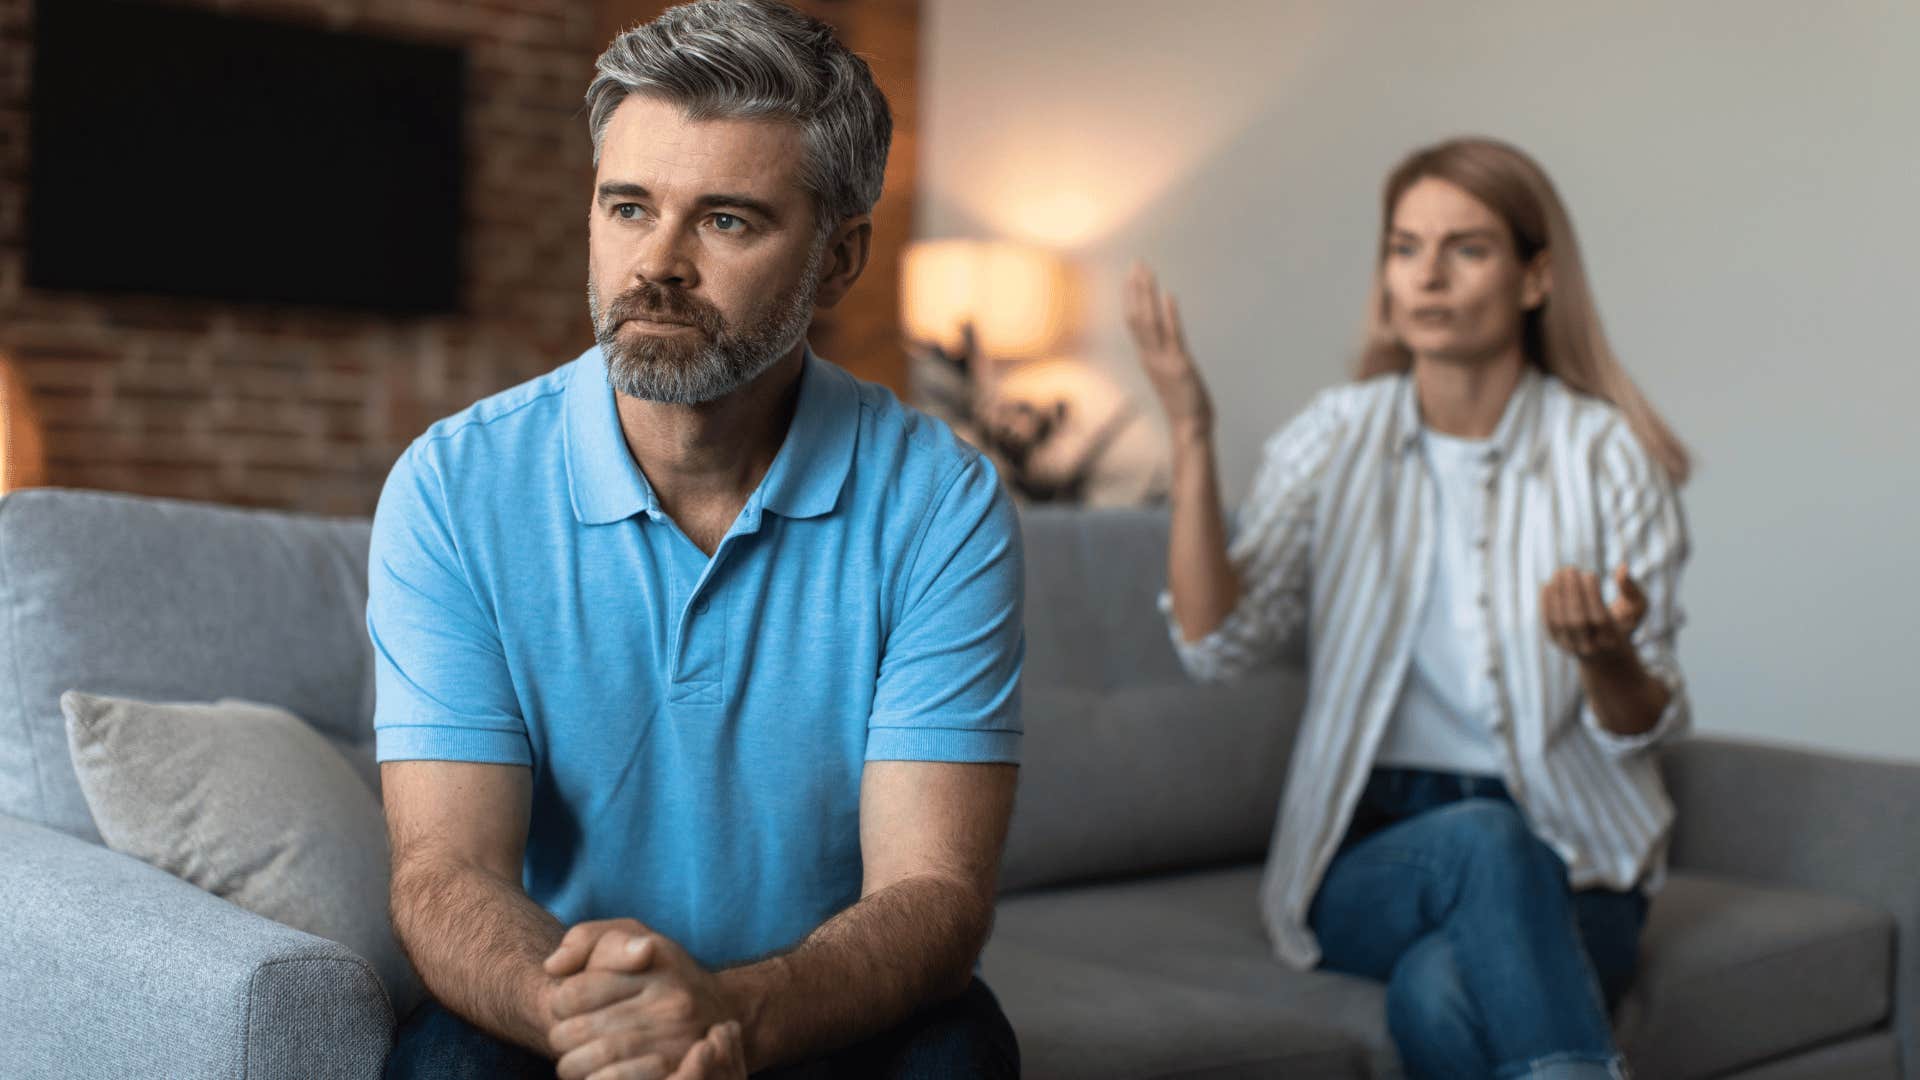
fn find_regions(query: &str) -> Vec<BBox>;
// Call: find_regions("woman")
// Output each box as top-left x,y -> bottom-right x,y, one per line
1129,137 -> 1690,1080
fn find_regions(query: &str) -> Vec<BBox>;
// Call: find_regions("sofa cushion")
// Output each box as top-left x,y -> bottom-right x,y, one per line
984,945 -> 1370,1079
1021,507 -> 1198,693
1660,736 -> 1920,1076
1000,683 -> 1301,894
986,865 -> 1392,1079
1617,872 -> 1893,1078
0,488 -> 375,841
1006,508 -> 1309,892
60,690 -> 420,1017
1722,1033 -> 1899,1080
988,864 -> 1896,1080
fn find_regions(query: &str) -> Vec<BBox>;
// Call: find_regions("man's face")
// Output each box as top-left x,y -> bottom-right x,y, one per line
588,96 -> 824,404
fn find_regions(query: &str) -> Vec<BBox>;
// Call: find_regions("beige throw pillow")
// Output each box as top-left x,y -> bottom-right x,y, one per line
60,691 -> 422,1016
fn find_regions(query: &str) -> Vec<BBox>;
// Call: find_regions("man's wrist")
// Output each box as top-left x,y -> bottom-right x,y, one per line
717,954 -> 792,1071
524,971 -> 566,1056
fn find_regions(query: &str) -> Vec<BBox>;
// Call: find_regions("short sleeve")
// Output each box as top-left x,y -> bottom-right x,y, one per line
1160,388 -> 1346,682
1580,429 -> 1692,756
368,444 -> 531,766
865,454 -> 1024,764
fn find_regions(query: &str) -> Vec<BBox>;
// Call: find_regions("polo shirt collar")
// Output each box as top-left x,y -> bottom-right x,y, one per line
755,350 -> 859,520
1391,364 -> 1546,469
563,346 -> 858,527
565,347 -> 657,525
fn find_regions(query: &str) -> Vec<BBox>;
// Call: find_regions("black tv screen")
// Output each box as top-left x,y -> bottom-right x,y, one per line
27,0 -> 466,314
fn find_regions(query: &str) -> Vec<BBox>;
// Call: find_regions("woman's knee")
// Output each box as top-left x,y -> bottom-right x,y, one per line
1387,936 -> 1488,1078
1436,799 -> 1565,884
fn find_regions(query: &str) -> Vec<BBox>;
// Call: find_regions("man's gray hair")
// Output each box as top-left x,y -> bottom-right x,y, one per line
585,0 -> 892,230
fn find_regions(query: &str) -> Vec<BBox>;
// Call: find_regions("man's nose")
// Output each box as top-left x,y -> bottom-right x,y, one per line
634,223 -> 697,288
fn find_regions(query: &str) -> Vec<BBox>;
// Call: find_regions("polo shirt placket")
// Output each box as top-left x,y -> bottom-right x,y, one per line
658,513 -> 751,715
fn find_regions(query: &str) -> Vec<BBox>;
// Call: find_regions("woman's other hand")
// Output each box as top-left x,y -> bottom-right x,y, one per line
1541,564 -> 1648,663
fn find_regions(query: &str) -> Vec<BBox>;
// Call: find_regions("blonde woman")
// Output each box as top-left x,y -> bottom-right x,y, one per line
1129,138 -> 1690,1080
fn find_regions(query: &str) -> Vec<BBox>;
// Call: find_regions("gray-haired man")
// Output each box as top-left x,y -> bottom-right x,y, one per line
373,2 -> 1024,1077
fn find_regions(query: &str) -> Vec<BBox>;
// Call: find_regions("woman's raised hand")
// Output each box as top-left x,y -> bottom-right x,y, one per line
1125,261 -> 1213,435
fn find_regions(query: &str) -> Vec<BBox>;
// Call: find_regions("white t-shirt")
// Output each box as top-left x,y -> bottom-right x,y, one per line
1374,426 -> 1505,776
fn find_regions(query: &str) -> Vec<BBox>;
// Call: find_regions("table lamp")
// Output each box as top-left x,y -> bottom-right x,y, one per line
901,238 -> 1074,364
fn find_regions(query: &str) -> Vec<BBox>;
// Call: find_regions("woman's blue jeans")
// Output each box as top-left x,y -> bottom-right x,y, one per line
1308,768 -> 1648,1080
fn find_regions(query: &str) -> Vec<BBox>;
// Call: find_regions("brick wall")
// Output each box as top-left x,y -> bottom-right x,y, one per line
0,0 -> 914,516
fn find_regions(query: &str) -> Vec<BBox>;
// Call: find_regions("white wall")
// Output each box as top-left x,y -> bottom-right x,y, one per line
919,0 -> 1920,763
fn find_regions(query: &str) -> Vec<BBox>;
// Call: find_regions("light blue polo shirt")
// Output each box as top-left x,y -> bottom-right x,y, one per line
368,346 -> 1023,970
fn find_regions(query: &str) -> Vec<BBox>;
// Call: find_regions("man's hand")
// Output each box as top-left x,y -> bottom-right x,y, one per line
543,919 -> 744,1080
1541,563 -> 1647,664
670,1020 -> 747,1080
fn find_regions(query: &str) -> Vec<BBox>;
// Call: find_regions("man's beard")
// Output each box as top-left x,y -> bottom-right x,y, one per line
588,246 -> 822,405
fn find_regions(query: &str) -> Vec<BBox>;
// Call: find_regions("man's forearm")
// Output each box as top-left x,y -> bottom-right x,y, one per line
391,859 -> 568,1054
718,874 -> 990,1071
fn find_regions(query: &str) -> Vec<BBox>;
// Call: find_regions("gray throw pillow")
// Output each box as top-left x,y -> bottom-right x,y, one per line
60,690 -> 423,1017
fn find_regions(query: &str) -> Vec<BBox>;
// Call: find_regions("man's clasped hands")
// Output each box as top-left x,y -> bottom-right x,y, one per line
541,919 -> 751,1080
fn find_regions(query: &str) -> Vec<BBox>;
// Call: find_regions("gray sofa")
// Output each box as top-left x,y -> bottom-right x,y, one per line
0,487 -> 1913,1079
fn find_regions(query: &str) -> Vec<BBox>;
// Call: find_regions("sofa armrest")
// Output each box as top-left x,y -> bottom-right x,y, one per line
0,814 -> 394,1079
1662,736 -> 1920,1078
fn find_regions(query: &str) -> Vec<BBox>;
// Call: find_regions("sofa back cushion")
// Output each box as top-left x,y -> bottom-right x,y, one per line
1001,507 -> 1306,893
0,492 -> 1304,891
0,488 -> 376,840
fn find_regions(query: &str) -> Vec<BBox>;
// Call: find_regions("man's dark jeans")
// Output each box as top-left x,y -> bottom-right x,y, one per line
384,977 -> 1019,1079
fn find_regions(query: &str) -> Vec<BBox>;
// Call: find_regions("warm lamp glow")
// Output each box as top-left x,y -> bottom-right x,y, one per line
902,239 -> 1075,361
0,356 -> 45,494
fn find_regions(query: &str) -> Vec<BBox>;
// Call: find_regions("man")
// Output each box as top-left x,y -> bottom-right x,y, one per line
370,3 -> 1024,1077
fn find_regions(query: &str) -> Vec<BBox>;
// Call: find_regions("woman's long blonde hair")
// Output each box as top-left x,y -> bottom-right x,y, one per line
1355,137 -> 1691,486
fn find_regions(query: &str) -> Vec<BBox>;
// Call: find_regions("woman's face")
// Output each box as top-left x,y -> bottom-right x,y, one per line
1382,177 -> 1546,366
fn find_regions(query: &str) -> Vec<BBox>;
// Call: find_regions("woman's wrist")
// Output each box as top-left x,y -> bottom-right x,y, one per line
1577,644 -> 1671,735
1578,642 -> 1646,683
1167,415 -> 1215,455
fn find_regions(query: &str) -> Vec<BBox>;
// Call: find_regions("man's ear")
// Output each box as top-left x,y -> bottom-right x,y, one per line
812,215 -> 872,309
1522,250 -> 1552,312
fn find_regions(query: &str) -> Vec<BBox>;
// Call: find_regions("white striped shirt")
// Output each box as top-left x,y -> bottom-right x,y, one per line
1162,368 -> 1691,970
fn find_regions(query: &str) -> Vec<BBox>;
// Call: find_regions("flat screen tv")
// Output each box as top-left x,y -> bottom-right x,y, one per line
27,0 -> 467,315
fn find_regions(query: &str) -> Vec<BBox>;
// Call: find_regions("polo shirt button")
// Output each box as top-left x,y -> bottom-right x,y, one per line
694,598 -> 710,615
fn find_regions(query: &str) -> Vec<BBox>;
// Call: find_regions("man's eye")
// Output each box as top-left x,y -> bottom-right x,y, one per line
712,213 -> 745,232
1389,243 -> 1417,258
614,204 -> 642,220
1456,244 -> 1490,259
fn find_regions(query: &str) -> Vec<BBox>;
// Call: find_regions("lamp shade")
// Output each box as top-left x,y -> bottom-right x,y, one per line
901,239 -> 1073,360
